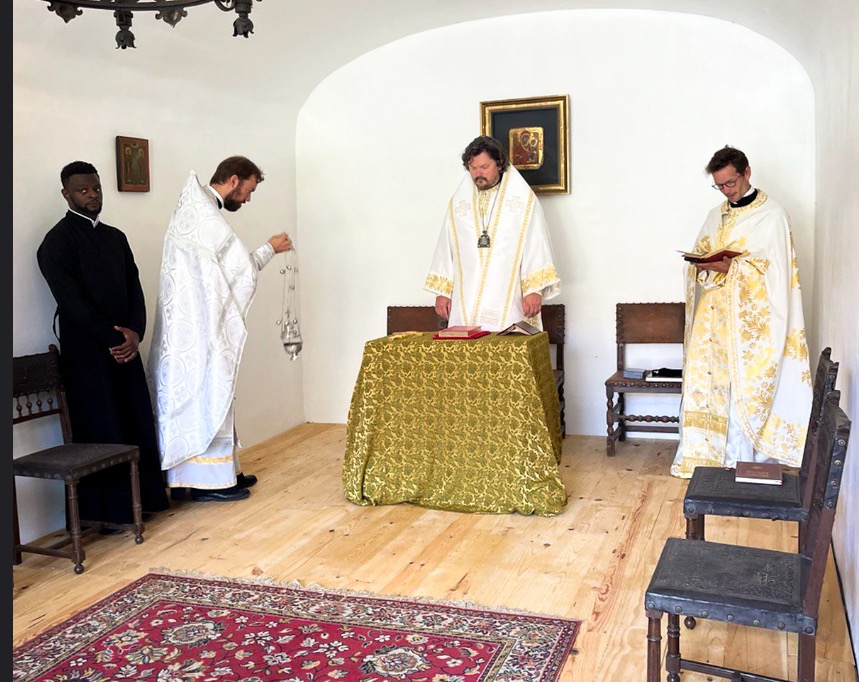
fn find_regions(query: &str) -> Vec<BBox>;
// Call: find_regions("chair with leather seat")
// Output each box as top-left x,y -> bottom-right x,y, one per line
683,347 -> 839,544
12,344 -> 145,574
605,302 -> 685,456
644,390 -> 850,682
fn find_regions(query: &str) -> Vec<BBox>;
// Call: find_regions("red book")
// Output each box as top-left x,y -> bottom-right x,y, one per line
734,461 -> 783,485
433,325 -> 489,340
678,248 -> 743,263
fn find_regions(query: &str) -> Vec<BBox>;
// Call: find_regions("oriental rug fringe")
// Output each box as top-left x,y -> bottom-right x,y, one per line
13,570 -> 581,681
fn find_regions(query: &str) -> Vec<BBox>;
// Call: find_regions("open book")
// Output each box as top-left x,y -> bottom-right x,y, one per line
499,320 -> 540,336
678,248 -> 743,263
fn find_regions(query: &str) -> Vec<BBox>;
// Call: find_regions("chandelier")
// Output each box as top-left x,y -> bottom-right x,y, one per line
42,0 -> 263,49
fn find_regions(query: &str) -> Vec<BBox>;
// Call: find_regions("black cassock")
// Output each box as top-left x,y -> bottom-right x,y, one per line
37,211 -> 169,523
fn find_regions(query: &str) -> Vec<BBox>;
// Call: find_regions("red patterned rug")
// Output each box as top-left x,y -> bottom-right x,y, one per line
13,571 -> 580,681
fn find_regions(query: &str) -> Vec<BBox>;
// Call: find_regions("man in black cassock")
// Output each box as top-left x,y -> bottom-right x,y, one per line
37,161 -> 169,525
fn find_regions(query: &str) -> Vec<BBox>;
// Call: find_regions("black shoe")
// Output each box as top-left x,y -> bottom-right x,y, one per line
189,485 -> 250,502
236,472 -> 258,489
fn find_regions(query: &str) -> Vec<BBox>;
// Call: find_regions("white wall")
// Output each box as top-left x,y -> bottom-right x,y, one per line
808,0 -> 859,658
297,10 -> 815,437
12,5 -> 305,543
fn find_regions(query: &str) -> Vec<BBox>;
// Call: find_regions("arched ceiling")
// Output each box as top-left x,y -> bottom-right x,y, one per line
19,0 -> 834,112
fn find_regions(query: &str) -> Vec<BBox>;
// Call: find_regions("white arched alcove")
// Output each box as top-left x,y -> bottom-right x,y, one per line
297,9 -> 815,436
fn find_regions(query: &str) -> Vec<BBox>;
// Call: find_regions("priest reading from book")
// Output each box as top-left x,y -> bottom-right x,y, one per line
671,146 -> 812,478
424,135 -> 561,332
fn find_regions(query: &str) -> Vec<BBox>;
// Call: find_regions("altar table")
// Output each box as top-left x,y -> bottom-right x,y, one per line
343,332 -> 566,516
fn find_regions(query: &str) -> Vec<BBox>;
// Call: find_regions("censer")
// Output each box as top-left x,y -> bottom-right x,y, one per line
278,249 -> 303,360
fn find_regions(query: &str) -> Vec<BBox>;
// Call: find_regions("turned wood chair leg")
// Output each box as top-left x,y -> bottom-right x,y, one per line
129,460 -> 145,545
606,389 -> 616,456
618,395 -> 628,441
666,613 -> 681,682
646,612 -> 663,682
66,480 -> 86,574
797,632 -> 816,682
685,514 -> 704,540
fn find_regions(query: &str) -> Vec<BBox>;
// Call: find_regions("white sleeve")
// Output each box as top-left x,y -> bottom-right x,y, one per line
251,242 -> 275,271
424,205 -> 455,297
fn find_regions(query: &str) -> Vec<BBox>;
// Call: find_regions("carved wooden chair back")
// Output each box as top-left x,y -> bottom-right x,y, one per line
645,390 -> 850,682
682,347 -> 839,546
605,302 -> 685,456
12,344 -> 144,574
386,306 -> 447,334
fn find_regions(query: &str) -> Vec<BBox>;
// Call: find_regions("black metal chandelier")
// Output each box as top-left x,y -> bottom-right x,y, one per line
42,0 -> 263,49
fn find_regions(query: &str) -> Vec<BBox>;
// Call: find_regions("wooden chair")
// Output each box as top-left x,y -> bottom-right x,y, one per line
12,344 -> 144,574
645,390 -> 850,682
386,305 -> 448,334
684,347 -> 839,543
604,302 -> 685,456
385,304 -> 567,436
541,304 -> 566,437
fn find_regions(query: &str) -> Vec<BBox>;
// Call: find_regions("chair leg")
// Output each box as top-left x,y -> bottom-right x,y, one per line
666,613 -> 681,682
65,481 -> 86,574
685,514 -> 705,541
129,460 -> 145,545
606,388 -> 617,456
617,394 -> 626,441
12,476 -> 21,565
646,611 -> 663,682
797,633 -> 816,682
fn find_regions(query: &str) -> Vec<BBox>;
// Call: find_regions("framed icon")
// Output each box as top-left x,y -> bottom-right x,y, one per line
115,135 -> 150,192
480,95 -> 569,194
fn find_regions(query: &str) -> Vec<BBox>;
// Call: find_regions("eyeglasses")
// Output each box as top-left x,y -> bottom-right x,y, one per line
712,174 -> 742,190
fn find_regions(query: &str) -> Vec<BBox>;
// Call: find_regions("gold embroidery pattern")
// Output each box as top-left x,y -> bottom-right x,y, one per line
785,328 -> 809,362
344,333 -> 565,515
424,273 -> 453,296
521,265 -> 560,295
683,410 -> 728,435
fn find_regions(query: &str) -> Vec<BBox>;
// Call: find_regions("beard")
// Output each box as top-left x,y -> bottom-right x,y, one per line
223,196 -> 243,212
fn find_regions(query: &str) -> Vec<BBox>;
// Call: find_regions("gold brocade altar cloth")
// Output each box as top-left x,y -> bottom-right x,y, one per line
343,332 -> 566,516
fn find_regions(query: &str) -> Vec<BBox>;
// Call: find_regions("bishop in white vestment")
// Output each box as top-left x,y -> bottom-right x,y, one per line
425,137 -> 560,331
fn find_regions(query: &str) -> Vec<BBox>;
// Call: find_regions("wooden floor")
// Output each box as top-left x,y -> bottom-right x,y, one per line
12,424 -> 857,681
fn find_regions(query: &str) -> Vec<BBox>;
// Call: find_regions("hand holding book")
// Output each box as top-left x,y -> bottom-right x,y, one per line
678,248 -> 743,264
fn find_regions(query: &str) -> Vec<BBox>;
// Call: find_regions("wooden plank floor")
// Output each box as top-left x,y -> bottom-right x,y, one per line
12,425 -> 857,680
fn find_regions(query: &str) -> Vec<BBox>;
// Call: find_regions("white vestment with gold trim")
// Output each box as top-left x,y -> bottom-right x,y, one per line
671,191 -> 811,478
147,172 -> 273,489
424,165 -> 560,331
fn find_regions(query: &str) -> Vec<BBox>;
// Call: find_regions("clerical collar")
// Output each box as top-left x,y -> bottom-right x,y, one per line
206,185 -> 224,209
729,188 -> 757,208
69,208 -> 100,227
